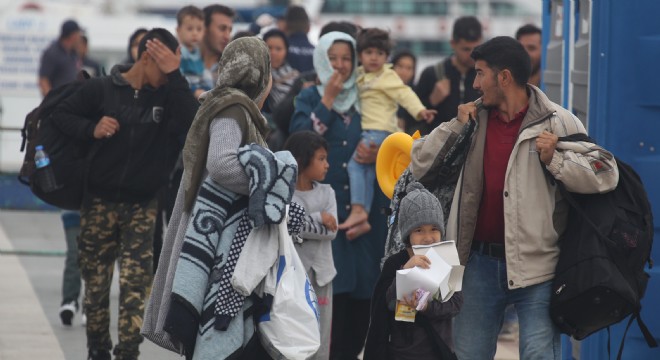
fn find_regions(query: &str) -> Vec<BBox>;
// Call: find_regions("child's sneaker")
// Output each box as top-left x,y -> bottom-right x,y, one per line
59,301 -> 77,326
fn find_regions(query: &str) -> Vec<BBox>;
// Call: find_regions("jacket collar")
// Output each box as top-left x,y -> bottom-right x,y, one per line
521,85 -> 556,129
110,64 -> 159,91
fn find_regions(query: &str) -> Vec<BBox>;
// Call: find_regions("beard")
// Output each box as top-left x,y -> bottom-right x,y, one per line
531,61 -> 541,75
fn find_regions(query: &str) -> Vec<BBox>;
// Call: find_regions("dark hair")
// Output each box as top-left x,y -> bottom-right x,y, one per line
177,5 -> 204,26
263,29 -> 289,50
515,24 -> 542,40
60,19 -> 81,39
356,27 -> 392,55
285,5 -> 310,34
203,4 -> 236,28
137,28 -> 179,60
319,21 -> 358,39
127,28 -> 148,63
452,16 -> 482,42
391,49 -> 416,67
231,31 -> 255,41
391,49 -> 417,83
283,131 -> 328,170
470,36 -> 531,87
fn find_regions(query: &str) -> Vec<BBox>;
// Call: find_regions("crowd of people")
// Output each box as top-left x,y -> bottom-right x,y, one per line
37,4 -> 618,360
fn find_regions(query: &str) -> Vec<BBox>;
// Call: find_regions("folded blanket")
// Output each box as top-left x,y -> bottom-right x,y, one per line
213,145 -> 298,330
167,144 -> 299,360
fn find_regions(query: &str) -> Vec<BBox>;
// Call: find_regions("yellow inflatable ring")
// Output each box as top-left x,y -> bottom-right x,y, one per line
376,131 -> 421,199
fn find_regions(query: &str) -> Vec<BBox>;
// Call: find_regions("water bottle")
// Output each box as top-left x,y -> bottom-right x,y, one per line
34,145 -> 59,192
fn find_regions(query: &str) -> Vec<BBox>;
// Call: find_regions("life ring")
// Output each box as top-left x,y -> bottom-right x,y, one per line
376,131 -> 421,199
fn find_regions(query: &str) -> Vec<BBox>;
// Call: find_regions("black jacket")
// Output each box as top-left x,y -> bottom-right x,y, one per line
415,57 -> 480,134
364,249 -> 462,360
52,64 -> 198,203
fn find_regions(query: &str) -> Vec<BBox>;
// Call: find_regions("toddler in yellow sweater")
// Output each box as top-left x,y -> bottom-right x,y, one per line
339,28 -> 436,235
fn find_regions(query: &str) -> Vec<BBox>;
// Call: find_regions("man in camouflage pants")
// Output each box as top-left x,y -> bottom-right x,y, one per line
52,28 -> 197,360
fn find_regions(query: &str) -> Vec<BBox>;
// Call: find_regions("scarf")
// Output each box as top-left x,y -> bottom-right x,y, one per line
182,37 -> 272,212
267,63 -> 299,110
314,31 -> 359,114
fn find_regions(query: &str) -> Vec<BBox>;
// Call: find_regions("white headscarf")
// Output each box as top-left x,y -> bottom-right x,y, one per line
314,31 -> 359,114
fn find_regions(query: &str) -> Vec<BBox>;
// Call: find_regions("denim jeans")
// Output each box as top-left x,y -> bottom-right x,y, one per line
347,129 -> 390,209
453,252 -> 561,360
61,211 -> 81,306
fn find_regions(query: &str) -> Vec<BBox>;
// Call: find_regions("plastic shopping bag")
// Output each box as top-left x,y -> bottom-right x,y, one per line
258,211 -> 321,359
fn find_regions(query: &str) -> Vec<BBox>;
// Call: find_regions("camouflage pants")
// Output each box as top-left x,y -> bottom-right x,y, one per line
78,197 -> 157,360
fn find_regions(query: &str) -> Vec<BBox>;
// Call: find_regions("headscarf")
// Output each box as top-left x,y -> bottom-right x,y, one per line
182,37 -> 272,211
314,31 -> 359,114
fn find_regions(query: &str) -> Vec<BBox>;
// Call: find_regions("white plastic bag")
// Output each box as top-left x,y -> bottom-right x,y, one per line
258,210 -> 321,360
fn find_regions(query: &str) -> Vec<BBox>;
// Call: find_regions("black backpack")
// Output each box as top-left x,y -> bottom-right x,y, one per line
548,133 -> 657,358
18,71 -> 111,210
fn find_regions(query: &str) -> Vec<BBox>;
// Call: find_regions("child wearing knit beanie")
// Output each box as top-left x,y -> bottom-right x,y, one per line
364,182 -> 463,360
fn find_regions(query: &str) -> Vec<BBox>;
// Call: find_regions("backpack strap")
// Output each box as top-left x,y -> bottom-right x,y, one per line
434,61 -> 446,82
611,312 -> 658,360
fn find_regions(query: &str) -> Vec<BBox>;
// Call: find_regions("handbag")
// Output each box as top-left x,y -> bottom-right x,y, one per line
258,207 -> 321,359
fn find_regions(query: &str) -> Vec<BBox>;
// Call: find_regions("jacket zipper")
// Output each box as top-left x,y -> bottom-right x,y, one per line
116,89 -> 139,199
516,110 -> 556,141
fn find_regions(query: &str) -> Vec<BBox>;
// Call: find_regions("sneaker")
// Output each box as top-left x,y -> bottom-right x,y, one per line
87,348 -> 111,360
59,301 -> 77,326
80,299 -> 87,326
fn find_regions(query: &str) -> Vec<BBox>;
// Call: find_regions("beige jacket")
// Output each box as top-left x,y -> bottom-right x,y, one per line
411,86 -> 619,289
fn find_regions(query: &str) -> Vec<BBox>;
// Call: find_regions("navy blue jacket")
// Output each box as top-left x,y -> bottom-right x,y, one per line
287,32 -> 315,73
291,86 -> 389,297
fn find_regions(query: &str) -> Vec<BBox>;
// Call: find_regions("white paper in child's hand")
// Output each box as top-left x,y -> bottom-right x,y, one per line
412,240 -> 464,300
396,249 -> 451,300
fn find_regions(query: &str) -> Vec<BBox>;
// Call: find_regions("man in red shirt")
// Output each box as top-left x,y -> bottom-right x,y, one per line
410,36 -> 619,359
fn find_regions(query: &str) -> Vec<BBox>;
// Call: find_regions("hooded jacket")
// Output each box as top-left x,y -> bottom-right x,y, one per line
411,85 -> 619,289
52,64 -> 198,203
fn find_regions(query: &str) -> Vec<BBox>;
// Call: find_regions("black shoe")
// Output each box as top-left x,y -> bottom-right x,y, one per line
88,348 -> 111,360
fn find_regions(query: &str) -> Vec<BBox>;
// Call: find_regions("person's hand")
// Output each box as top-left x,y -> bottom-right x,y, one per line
321,71 -> 344,110
417,109 -> 438,124
193,88 -> 206,99
354,141 -> 379,165
93,116 -> 120,139
429,78 -> 450,106
536,130 -> 559,165
402,290 -> 427,311
321,212 -> 338,232
456,101 -> 479,124
146,39 -> 180,74
403,254 -> 431,270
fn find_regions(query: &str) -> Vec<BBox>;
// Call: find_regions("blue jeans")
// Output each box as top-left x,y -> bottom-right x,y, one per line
347,130 -> 390,209
61,211 -> 81,306
453,252 -> 561,360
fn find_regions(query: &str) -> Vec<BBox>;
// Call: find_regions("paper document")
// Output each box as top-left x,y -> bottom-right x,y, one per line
412,240 -> 465,301
396,249 -> 451,300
